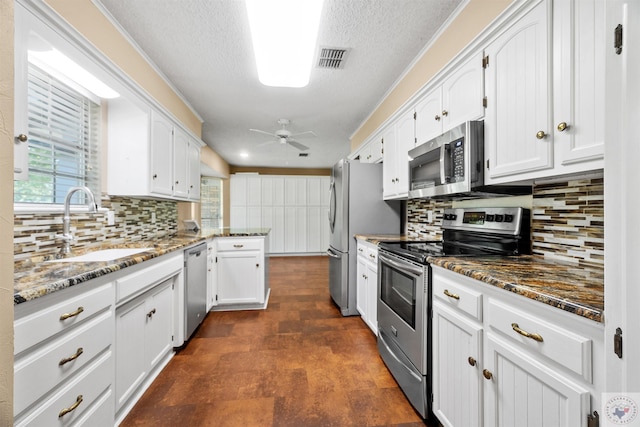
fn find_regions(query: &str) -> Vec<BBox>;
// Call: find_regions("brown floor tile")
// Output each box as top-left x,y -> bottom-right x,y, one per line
120,256 -> 435,427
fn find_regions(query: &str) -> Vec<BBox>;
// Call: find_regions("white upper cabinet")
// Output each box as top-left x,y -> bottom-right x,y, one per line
187,139 -> 201,200
484,0 -> 552,181
552,0 -> 605,169
172,126 -> 190,199
108,99 -> 202,201
484,0 -> 605,184
354,131 -> 384,164
383,112 -> 414,200
415,53 -> 485,145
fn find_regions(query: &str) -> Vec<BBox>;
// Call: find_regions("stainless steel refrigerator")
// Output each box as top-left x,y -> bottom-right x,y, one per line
327,159 -> 401,316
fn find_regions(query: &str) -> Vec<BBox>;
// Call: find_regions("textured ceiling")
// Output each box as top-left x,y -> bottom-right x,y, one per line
97,0 -> 464,169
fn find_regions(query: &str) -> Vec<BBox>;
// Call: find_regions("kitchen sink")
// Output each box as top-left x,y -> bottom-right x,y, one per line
49,248 -> 152,263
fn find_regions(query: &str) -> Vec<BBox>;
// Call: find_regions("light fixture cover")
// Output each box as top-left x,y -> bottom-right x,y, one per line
245,0 -> 324,88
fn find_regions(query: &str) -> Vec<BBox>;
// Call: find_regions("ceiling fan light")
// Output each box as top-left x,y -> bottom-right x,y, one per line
245,0 -> 324,88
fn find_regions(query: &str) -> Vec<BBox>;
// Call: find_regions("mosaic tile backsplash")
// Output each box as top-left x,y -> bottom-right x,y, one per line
531,175 -> 604,268
14,197 -> 177,261
406,173 -> 604,268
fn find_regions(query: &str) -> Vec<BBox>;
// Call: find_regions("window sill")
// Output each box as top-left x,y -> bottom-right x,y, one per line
14,204 -> 107,215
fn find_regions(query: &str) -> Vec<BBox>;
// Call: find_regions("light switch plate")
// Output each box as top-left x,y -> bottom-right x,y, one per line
107,210 -> 115,226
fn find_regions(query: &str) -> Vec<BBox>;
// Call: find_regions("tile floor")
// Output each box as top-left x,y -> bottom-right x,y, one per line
120,256 -> 435,426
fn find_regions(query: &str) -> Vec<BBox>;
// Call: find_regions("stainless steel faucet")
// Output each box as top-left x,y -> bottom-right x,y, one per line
58,186 -> 98,254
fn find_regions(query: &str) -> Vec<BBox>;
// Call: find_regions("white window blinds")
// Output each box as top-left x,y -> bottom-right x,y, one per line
14,64 -> 101,205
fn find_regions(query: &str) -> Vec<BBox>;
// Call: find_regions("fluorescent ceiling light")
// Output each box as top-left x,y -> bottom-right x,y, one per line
245,0 -> 324,88
28,49 -> 120,99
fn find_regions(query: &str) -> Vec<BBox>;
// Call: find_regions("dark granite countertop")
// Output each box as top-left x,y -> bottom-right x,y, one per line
14,227 -> 270,305
429,255 -> 604,323
355,234 -> 604,323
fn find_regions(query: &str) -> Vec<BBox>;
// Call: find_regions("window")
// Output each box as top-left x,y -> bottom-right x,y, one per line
14,64 -> 101,205
201,177 -> 223,228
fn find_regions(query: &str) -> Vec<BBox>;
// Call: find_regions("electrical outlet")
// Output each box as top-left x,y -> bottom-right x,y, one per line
151,212 -> 156,224
107,210 -> 115,226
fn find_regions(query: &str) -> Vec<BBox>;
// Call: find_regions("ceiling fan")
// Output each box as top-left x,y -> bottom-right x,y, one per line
250,119 -> 316,151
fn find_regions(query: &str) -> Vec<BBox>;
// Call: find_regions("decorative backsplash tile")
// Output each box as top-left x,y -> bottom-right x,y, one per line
531,175 -> 604,268
406,199 -> 452,239
406,172 -> 604,269
14,197 -> 177,261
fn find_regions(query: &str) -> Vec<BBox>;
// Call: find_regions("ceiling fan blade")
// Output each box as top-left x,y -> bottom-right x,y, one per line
287,140 -> 309,151
249,128 -> 276,137
289,130 -> 317,138
257,139 -> 276,147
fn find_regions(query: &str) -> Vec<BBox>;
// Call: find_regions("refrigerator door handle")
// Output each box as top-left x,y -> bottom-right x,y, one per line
326,248 -> 340,258
328,180 -> 336,233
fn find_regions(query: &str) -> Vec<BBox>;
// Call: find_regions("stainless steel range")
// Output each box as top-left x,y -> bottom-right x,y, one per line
376,207 -> 530,419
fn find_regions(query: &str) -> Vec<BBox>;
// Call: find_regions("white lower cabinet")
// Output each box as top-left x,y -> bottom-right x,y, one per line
115,278 -> 174,412
214,237 -> 268,308
13,278 -> 115,427
355,240 -> 379,334
432,301 -> 483,427
431,266 -> 603,427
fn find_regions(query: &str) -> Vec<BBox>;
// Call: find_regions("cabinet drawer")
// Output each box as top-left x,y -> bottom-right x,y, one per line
116,253 -> 182,304
14,350 -> 113,426
14,281 -> 113,355
432,269 -> 483,322
216,238 -> 263,252
365,246 -> 378,265
488,298 -> 592,382
14,309 -> 113,416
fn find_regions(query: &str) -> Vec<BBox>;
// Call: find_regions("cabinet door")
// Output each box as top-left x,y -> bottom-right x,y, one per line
483,333 -> 589,427
188,141 -> 201,200
307,206 -> 325,253
284,206 -> 307,252
262,206 -> 284,253
382,125 -> 397,199
115,298 -> 147,410
394,112 -> 415,196
216,250 -> 263,304
553,0 -> 605,167
230,175 -> 247,207
150,111 -> 174,196
443,53 -> 485,130
285,177 -> 307,206
432,301 -> 483,427
261,176 -> 284,206
484,0 -> 552,180
247,206 -> 262,229
145,279 -> 174,370
356,256 -> 368,318
415,87 -> 443,145
172,127 -> 189,198
365,262 -> 378,335
307,177 -> 323,206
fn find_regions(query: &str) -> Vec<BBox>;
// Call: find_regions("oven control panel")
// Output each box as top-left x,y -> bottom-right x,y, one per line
442,207 -> 528,235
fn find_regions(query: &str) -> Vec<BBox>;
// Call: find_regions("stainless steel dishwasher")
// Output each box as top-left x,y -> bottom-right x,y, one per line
184,242 -> 207,340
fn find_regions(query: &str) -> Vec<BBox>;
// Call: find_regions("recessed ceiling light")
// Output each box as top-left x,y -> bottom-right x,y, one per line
240,151 -> 249,158
245,0 -> 324,88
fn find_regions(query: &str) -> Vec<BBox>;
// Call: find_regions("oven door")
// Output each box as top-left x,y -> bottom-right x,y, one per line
377,251 -> 428,374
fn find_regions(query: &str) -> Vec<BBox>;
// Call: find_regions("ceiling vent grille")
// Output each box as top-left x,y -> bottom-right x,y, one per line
317,47 -> 350,69
298,153 -> 309,157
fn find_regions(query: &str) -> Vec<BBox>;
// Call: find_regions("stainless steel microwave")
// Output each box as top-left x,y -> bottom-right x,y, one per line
408,121 -> 484,199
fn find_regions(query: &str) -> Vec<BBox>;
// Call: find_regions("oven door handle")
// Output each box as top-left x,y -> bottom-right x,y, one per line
379,253 -> 424,277
378,331 -> 422,381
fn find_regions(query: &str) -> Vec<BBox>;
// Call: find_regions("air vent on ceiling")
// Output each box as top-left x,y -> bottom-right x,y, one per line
299,153 -> 309,157
317,47 -> 350,69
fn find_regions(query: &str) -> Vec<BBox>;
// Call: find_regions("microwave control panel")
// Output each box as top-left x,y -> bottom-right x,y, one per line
451,138 -> 464,182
